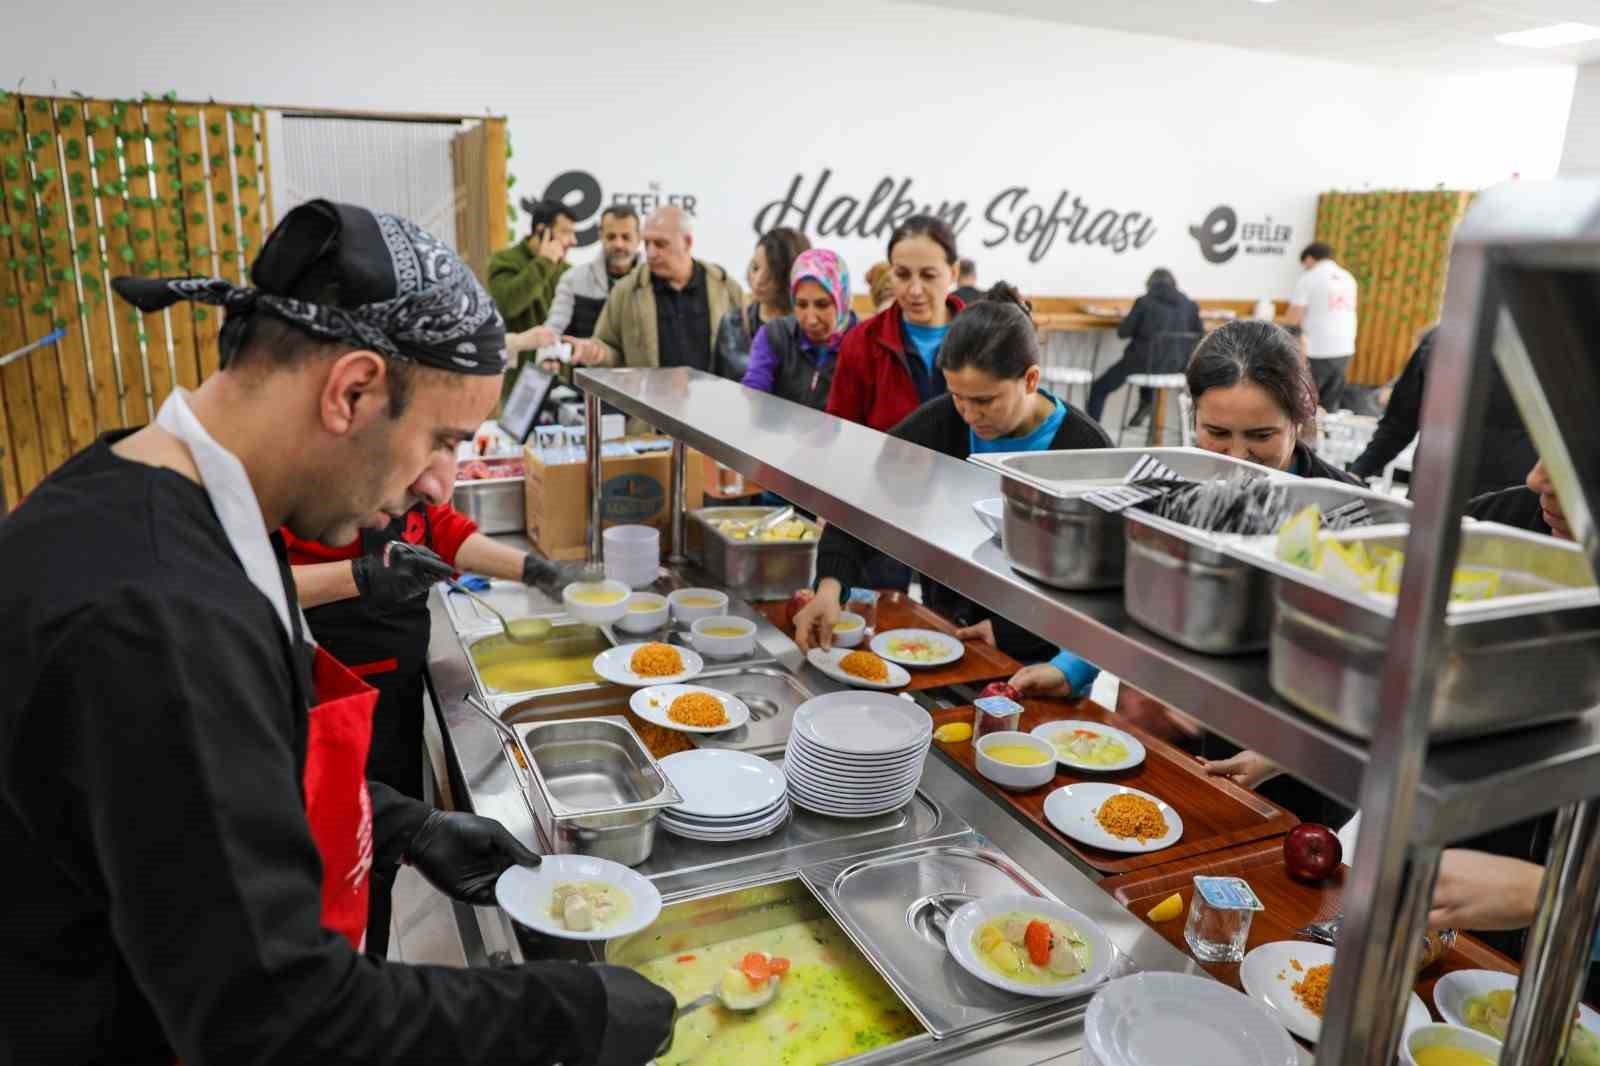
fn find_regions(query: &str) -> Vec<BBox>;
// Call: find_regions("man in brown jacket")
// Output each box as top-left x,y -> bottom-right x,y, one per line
571,206 -> 744,374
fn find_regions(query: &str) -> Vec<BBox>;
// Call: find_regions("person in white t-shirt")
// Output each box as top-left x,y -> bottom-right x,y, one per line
1285,242 -> 1358,411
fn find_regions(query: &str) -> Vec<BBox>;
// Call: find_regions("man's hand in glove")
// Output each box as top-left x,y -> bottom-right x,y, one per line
521,554 -> 598,595
404,810 -> 542,905
353,541 -> 455,607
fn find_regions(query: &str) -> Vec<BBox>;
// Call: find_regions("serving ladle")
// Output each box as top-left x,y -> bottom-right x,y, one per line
445,578 -> 552,644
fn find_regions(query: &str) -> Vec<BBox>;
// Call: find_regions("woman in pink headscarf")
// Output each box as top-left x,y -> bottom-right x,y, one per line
741,248 -> 856,409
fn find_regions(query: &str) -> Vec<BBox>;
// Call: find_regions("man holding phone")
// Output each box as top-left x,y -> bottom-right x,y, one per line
488,198 -> 577,333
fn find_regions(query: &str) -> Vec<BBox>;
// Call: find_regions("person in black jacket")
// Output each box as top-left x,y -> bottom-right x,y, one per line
1347,326 -> 1536,497
1086,268 -> 1204,423
791,283 -> 1111,664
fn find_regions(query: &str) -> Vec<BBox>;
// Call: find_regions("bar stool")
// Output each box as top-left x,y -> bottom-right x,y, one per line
1117,373 -> 1188,445
1042,365 -> 1092,408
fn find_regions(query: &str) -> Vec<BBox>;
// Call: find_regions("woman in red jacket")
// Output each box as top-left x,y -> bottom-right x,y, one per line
826,214 -> 965,432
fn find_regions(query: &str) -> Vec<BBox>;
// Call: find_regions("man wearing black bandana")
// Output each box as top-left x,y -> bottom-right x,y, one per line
0,200 -> 675,1065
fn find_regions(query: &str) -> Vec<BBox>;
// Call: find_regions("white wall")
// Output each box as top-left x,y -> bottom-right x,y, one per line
1560,62 -> 1600,174
3,0 -> 1575,300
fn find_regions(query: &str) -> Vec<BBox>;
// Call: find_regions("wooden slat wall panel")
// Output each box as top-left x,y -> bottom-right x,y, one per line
205,105 -> 246,285
85,98 -> 149,426
0,96 -> 72,473
232,108 -> 266,271
55,98 -> 124,431
174,103 -> 222,380
0,97 -> 45,501
29,99 -> 100,451
119,105 -> 176,414
482,119 -> 508,259
141,102 -> 201,394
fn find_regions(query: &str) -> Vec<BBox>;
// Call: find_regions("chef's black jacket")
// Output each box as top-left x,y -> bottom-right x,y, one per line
0,433 -> 666,1066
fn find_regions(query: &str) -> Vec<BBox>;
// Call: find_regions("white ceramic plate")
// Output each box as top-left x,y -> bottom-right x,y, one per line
806,647 -> 911,690
786,789 -> 917,819
1084,972 -> 1300,1066
785,750 -> 925,782
792,690 -> 932,754
1240,941 -> 1429,1044
871,628 -> 966,668
1434,968 -> 1600,1041
592,643 -> 704,687
660,803 -> 791,840
973,497 -> 1005,540
788,729 -> 928,765
784,767 -> 921,800
629,684 -> 750,734
495,855 -> 661,942
1042,783 -> 1183,854
1030,720 -> 1147,773
945,893 -> 1115,998
657,749 -> 787,818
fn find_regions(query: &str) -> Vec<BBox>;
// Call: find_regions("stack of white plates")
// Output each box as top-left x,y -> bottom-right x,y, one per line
657,749 -> 790,842
784,691 -> 932,818
603,525 -> 660,589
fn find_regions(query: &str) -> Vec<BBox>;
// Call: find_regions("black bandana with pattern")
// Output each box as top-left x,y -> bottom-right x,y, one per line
112,199 -> 506,375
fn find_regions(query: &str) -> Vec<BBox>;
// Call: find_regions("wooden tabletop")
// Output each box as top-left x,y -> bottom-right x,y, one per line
930,699 -> 1298,874
1099,838 -> 1519,1021
756,590 -> 1021,692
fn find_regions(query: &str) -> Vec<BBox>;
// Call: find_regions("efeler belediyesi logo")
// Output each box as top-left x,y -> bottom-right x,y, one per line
534,171 -> 700,248
1191,205 -> 1293,264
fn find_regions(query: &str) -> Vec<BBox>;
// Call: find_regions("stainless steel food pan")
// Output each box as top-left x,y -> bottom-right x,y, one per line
1259,523 -> 1600,739
1123,478 -> 1411,654
968,448 -> 1285,590
514,716 -> 683,865
451,475 -> 525,535
687,506 -> 821,601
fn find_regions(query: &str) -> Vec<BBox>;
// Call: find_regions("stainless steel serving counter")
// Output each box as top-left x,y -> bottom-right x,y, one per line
422,538 -> 1255,1065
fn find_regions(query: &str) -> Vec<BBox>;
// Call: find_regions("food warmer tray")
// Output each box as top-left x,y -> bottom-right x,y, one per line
1121,477 -> 1411,654
687,505 -> 822,602
966,447 -> 1289,591
1236,521 -> 1600,740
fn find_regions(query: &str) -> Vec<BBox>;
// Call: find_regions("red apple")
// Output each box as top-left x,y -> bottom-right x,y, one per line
784,588 -> 815,629
1283,823 -> 1342,883
979,681 -> 1022,703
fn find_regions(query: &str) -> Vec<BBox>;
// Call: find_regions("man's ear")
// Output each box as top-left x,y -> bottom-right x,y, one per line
319,350 -> 389,436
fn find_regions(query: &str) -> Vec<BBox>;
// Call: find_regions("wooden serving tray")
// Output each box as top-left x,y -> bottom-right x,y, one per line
1099,839 -> 1519,1016
756,590 -> 1020,693
930,699 -> 1299,874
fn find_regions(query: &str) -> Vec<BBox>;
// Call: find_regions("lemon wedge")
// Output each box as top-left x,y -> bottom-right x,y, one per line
933,722 -> 973,743
1147,892 -> 1183,923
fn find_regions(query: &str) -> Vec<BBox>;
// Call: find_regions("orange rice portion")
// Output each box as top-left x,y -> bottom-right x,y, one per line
1292,962 -> 1332,1016
839,650 -> 890,682
667,692 -> 728,728
1095,793 -> 1168,842
630,642 -> 684,677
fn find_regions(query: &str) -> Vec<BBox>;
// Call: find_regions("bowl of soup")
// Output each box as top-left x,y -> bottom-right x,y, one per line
689,615 -> 757,659
616,593 -> 669,634
668,587 -> 729,623
562,578 -> 631,625
975,731 -> 1057,791
1403,1024 -> 1502,1066
831,611 -> 866,648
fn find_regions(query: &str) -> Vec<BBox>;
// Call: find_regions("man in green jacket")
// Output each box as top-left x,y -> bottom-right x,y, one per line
487,199 -> 576,333
570,206 -> 744,374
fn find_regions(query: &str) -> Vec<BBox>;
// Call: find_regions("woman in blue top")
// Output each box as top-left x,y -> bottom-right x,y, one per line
795,284 -> 1109,686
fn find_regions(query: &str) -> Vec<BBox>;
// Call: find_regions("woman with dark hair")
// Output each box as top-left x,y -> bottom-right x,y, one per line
792,284 -> 1110,677
742,248 -> 856,410
714,226 -> 810,381
825,215 -> 965,432
1185,318 -> 1359,481
1085,267 -> 1203,423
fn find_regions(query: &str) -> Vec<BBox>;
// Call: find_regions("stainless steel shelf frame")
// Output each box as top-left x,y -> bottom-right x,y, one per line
575,177 -> 1600,1065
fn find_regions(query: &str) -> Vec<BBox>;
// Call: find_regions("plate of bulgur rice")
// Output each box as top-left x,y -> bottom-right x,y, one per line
593,642 -> 704,687
805,647 -> 911,690
1042,783 -> 1183,853
1240,941 -> 1428,1044
629,684 -> 750,734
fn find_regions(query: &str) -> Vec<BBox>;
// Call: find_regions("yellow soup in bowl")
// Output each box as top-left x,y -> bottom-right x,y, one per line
678,595 -> 722,607
628,599 -> 666,613
984,745 -> 1051,766
569,585 -> 625,605
701,626 -> 750,638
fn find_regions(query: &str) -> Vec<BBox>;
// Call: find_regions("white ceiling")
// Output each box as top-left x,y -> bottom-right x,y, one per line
910,0 -> 1600,69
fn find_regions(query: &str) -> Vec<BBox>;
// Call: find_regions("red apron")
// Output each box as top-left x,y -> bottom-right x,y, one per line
302,646 -> 380,950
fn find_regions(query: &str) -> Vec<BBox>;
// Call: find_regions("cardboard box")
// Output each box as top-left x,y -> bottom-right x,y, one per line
524,438 -> 706,561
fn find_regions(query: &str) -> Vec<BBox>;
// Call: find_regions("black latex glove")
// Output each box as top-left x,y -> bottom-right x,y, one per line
521,554 -> 593,595
403,809 -> 542,905
353,541 -> 455,608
